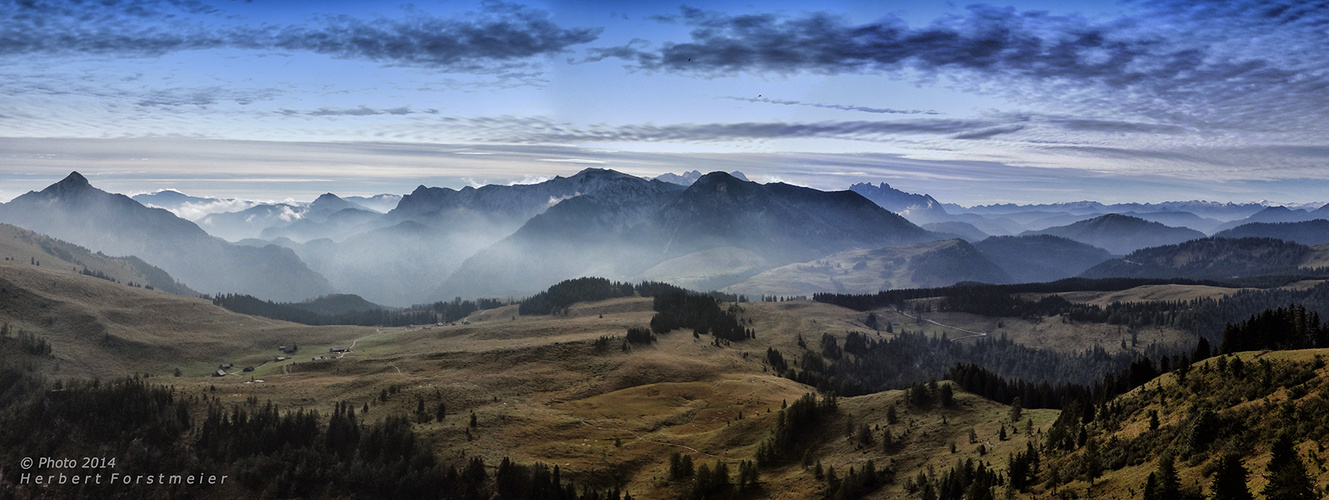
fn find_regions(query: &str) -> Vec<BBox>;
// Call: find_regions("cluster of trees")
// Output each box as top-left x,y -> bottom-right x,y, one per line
816,276 -> 1329,350
211,294 -> 505,327
754,393 -> 838,466
945,363 -> 1092,410
812,278 -> 1226,312
79,266 -> 116,283
0,371 -> 634,499
778,330 -> 1157,398
1026,347 -> 1329,498
1219,304 -> 1329,352
1005,442 -> 1041,493
815,459 -> 888,500
665,453 -> 758,500
519,278 -> 637,315
903,458 -> 1002,500
649,289 -> 753,342
0,323 -> 52,356
624,327 -> 655,345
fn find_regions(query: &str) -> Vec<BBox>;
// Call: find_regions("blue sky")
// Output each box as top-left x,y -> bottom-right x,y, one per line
2,0 -> 1328,206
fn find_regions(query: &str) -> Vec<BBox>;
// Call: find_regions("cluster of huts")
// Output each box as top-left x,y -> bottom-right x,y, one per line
210,342 -> 351,377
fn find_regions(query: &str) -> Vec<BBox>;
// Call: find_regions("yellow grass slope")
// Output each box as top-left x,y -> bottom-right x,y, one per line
0,259 -> 367,378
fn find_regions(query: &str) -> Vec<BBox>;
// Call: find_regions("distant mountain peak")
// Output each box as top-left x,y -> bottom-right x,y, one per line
41,171 -> 93,197
696,170 -> 741,182
61,171 -> 89,185
848,180 -> 947,224
569,167 -> 625,179
656,170 -> 749,186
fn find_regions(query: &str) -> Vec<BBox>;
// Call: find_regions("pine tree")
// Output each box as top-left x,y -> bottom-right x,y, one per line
1210,453 -> 1253,500
1263,434 -> 1316,500
1144,453 -> 1180,500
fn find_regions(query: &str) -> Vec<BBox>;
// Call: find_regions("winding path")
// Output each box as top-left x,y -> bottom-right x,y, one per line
895,308 -> 988,340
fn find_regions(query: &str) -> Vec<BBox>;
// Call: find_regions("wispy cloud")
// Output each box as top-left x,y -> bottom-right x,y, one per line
1,0 -> 601,73
445,115 -> 1007,143
584,2 -> 1329,138
281,106 -> 439,117
719,96 -> 938,115
952,125 -> 1026,140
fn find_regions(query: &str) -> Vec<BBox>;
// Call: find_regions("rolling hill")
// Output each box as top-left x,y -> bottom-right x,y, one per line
1213,219 -> 1329,246
0,259 -> 365,379
1080,237 -> 1314,280
0,223 -> 194,295
1212,205 -> 1320,232
724,239 -> 1011,296
974,235 -> 1112,284
1024,214 -> 1206,255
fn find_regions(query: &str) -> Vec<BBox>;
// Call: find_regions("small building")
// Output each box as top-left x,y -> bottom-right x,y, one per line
329,347 -> 347,353
275,356 -> 287,362
212,369 -> 226,377
242,366 -> 255,373
219,362 -> 233,369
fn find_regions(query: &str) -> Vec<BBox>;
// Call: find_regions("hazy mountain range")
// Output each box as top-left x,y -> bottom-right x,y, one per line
0,173 -> 331,301
5,170 -> 1329,306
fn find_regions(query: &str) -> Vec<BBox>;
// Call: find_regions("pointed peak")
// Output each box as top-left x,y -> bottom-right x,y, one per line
313,192 -> 342,202
61,171 -> 89,187
39,171 -> 97,198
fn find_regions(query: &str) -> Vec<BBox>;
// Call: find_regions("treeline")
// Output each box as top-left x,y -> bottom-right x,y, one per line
1219,304 -> 1329,352
0,370 -> 633,499
818,279 -> 1329,345
776,330 -> 1163,397
812,277 -> 1232,312
514,278 -> 755,343
518,277 -> 637,315
649,288 -> 754,342
80,266 -> 116,283
0,322 -> 52,356
212,294 -> 504,327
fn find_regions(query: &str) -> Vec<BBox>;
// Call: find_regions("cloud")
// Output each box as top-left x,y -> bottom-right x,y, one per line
584,5 -> 1147,78
0,1 -> 601,72
154,198 -> 262,220
952,125 -> 1026,140
1045,117 -> 1188,135
584,2 -> 1329,137
136,87 -> 278,107
720,96 -> 939,115
283,106 -> 438,117
451,115 -> 1007,143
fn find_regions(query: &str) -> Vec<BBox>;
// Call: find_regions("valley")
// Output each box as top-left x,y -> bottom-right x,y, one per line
3,170 -> 1329,499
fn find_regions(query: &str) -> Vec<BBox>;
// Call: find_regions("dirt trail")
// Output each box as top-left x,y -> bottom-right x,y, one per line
895,308 -> 988,340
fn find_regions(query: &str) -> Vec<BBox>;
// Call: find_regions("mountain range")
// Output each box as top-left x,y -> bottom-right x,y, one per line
0,172 -> 332,301
10,171 -> 1329,305
441,172 -> 938,298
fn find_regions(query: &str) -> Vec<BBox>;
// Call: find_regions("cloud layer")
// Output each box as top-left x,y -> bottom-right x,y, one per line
587,1 -> 1329,138
1,0 -> 600,71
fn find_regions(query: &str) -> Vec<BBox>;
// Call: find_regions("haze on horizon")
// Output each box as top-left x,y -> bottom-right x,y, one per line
2,0 -> 1328,206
